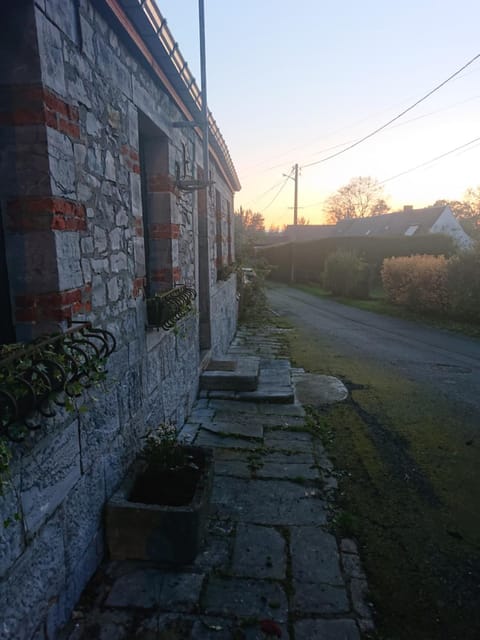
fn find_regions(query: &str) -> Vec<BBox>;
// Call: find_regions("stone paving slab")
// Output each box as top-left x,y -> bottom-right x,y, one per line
292,580 -> 350,615
264,430 -> 314,453
204,576 -> 288,622
105,569 -> 204,611
213,448 -> 319,481
290,526 -> 344,585
135,614 -> 290,640
200,420 -> 264,439
211,477 -> 327,525
195,431 -> 261,450
256,403 -> 305,417
295,618 -> 361,640
213,410 -> 306,429
232,523 -> 286,580
256,459 -> 319,481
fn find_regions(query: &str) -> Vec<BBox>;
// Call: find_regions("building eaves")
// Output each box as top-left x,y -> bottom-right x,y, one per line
102,0 -> 241,192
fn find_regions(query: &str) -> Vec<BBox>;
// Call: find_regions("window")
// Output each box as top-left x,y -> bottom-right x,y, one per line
404,225 -> 419,237
138,112 -> 176,296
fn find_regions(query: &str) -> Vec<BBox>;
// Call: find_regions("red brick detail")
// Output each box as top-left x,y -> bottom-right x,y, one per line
134,217 -> 144,237
120,144 -> 140,174
15,284 -> 91,323
149,223 -> 180,240
147,173 -> 177,194
0,84 -> 80,139
133,277 -> 145,298
6,197 -> 87,232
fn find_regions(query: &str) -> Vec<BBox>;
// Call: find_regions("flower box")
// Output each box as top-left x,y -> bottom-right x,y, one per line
105,445 -> 214,565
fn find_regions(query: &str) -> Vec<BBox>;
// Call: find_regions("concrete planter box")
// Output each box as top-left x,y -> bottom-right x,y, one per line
105,446 -> 214,565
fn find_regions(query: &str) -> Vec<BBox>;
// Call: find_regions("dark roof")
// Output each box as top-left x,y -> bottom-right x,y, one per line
286,225 -> 335,241
334,206 -> 447,237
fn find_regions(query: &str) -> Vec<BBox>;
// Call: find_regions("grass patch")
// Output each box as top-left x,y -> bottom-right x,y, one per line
284,323 -> 480,640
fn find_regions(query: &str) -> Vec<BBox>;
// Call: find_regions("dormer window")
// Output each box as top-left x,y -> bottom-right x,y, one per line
405,225 -> 419,236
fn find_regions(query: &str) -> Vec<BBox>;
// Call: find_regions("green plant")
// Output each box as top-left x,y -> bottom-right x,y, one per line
141,423 -> 190,472
447,244 -> 480,321
323,250 -> 370,298
237,259 -> 271,323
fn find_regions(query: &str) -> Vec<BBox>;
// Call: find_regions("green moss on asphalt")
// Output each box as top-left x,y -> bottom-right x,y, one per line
285,323 -> 480,640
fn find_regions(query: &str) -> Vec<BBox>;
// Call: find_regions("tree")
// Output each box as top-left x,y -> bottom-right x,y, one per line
234,207 -> 266,259
297,216 -> 310,225
324,176 -> 390,223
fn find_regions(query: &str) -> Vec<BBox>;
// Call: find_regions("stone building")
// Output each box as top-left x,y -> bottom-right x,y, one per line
0,1 -> 240,637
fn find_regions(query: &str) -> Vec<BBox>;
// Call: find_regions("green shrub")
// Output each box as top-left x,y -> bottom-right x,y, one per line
447,245 -> 480,321
381,254 -> 449,312
323,250 -> 370,298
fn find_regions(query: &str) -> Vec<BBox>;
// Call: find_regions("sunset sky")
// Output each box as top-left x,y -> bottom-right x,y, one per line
157,1 -> 480,228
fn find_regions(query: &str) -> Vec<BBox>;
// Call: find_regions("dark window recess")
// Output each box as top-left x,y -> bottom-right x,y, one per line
138,136 -> 152,297
215,189 -> 223,274
138,111 -> 171,296
0,212 -> 15,344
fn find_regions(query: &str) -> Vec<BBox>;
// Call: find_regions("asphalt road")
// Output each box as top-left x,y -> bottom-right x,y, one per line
267,284 -> 480,418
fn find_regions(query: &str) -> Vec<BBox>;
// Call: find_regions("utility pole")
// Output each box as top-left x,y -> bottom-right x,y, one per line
293,163 -> 299,225
290,163 -> 299,284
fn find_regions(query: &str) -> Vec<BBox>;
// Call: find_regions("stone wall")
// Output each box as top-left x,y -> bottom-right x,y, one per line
0,1 -> 238,637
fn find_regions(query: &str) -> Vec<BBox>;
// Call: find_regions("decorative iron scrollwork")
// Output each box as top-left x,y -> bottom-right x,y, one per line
146,285 -> 196,330
0,324 -> 116,442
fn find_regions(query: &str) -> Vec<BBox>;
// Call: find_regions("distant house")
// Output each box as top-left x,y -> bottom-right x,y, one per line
286,206 -> 474,249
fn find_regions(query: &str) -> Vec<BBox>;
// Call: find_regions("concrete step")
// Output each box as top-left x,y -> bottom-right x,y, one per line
201,359 -> 295,404
199,357 -> 259,391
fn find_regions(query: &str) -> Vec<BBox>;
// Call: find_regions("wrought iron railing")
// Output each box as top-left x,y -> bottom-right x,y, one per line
0,323 -> 116,442
146,285 -> 196,330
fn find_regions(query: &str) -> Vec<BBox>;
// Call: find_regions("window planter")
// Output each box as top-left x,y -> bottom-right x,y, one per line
146,285 -> 196,330
0,323 -> 115,442
105,445 -> 214,565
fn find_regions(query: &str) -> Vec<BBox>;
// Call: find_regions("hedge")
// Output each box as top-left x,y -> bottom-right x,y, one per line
261,234 -> 456,283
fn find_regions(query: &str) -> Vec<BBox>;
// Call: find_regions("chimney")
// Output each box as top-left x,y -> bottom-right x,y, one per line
403,205 -> 413,212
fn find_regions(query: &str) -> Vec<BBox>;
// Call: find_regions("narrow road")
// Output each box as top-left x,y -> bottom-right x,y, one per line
267,283 -> 480,418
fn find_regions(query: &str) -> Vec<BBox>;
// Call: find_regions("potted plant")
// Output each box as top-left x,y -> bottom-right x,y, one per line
105,423 -> 214,565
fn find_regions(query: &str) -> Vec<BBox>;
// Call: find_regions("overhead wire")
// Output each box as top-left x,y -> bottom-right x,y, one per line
300,136 -> 480,210
260,168 -> 294,213
301,52 -> 480,169
379,136 -> 480,185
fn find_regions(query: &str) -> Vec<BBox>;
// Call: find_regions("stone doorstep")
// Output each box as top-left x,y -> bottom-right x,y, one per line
199,357 -> 259,391
207,387 -> 295,404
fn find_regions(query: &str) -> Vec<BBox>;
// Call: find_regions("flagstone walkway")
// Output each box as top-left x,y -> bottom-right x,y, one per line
60,325 -> 374,639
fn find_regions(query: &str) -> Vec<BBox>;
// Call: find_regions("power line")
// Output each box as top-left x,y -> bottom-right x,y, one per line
260,168 -> 294,213
252,177 -> 289,204
379,136 -> 480,185
301,52 -> 480,170
300,136 -> 480,210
